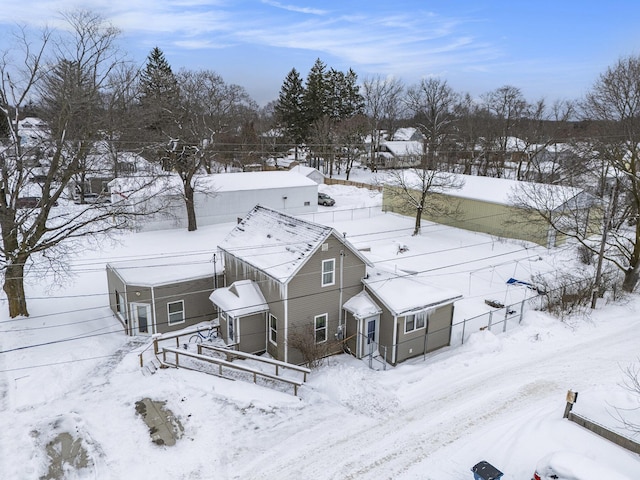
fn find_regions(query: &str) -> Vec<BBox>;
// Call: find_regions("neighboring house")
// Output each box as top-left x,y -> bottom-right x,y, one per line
289,165 -> 325,184
373,140 -> 424,169
70,151 -> 160,199
383,172 -> 599,248
109,171 -> 319,232
106,255 -> 222,336
209,205 -> 462,366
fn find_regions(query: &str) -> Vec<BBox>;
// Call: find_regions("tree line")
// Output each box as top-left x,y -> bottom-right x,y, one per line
1,10 -> 640,318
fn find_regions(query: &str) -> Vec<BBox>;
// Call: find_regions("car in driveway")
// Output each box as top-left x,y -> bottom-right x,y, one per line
318,192 -> 335,206
532,451 -> 632,480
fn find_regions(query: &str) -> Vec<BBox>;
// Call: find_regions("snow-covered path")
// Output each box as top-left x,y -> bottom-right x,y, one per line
229,307 -> 640,480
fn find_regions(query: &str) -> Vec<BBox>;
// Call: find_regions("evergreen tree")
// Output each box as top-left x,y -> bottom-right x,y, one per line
138,47 -> 179,132
303,58 -> 329,125
274,68 -> 307,154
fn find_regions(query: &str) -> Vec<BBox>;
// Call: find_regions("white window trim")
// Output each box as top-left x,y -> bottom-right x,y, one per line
167,300 -> 185,326
314,313 -> 328,344
321,258 -> 336,287
269,314 -> 277,346
404,311 -> 427,334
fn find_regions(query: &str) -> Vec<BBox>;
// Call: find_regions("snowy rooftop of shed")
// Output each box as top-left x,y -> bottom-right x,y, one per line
219,205 -> 334,283
363,266 -> 462,316
108,253 -> 218,286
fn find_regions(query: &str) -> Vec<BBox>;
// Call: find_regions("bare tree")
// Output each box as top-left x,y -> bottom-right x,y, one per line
361,75 -> 404,170
383,165 -> 464,236
405,77 -> 459,170
479,85 -> 529,178
0,12 -> 150,317
580,55 -> 640,292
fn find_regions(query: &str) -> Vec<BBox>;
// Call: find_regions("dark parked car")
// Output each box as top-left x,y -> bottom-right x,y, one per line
318,192 -> 335,206
74,193 -> 110,204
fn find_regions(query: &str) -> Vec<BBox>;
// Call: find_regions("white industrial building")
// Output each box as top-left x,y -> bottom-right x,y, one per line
109,171 -> 319,231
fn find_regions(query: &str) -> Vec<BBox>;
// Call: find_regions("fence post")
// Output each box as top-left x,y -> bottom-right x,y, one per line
488,311 -> 493,330
461,318 -> 466,345
503,307 -> 508,333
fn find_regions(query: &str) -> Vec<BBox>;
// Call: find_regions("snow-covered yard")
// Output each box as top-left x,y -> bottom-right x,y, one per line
1,184 -> 639,479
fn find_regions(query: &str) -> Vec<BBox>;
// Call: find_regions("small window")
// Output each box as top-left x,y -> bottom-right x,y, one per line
269,314 -> 277,345
404,311 -> 427,333
322,258 -> 335,286
314,313 -> 327,343
304,201 -> 310,206
167,300 -> 185,325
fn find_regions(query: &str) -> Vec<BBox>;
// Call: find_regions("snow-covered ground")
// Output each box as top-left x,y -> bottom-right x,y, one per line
1,184 -> 639,479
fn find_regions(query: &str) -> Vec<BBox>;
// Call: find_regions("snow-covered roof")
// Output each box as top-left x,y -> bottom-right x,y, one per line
289,165 -> 324,178
109,171 -> 317,199
107,254 -> 217,286
381,141 -> 423,156
208,280 -> 268,318
391,127 -> 421,141
343,290 -> 382,319
219,205 -> 334,283
384,170 -> 585,209
364,266 -> 461,316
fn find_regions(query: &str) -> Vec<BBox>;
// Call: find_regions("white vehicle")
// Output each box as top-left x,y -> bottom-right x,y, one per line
532,451 -> 632,480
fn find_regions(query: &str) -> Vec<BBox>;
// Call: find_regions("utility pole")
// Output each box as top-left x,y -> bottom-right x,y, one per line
591,182 -> 616,309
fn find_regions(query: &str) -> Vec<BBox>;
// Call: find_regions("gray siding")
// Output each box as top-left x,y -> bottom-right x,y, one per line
153,276 -> 217,335
426,304 -> 453,353
238,313 -> 267,354
107,265 -> 217,336
286,234 -> 366,365
222,253 -> 286,359
106,266 -> 129,333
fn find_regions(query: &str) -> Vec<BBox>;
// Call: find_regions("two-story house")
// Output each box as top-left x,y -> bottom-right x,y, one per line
209,205 -> 462,366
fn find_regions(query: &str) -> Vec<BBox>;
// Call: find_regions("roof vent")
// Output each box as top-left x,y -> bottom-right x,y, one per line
321,243 -> 329,252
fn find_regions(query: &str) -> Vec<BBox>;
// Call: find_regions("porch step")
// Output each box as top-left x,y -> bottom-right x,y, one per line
142,358 -> 163,376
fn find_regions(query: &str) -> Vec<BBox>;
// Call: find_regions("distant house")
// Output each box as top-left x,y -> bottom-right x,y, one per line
383,172 -> 599,248
108,171 -> 319,232
373,140 -> 424,169
106,255 -> 222,336
209,205 -> 462,366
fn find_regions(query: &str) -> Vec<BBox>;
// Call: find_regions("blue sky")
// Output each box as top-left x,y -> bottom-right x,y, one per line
1,1 -> 639,106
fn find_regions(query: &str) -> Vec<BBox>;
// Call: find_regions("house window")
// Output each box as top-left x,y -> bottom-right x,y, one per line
167,300 -> 185,326
304,201 -> 310,206
404,311 -> 427,334
314,313 -> 328,343
321,259 -> 335,287
269,314 -> 277,345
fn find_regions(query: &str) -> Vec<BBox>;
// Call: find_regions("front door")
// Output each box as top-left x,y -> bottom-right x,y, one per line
358,315 -> 379,358
131,303 -> 152,335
